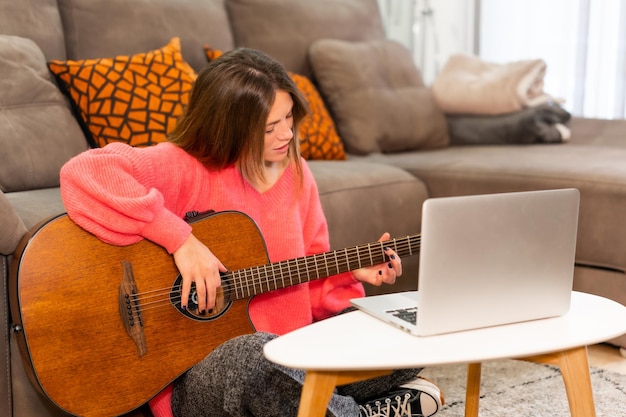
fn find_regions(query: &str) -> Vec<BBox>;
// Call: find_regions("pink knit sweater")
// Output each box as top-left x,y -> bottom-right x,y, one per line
60,142 -> 365,416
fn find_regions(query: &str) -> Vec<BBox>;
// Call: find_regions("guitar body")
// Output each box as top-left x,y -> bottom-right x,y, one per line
9,211 -> 269,417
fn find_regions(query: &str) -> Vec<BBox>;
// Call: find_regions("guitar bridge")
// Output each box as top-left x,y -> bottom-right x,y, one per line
119,260 -> 147,356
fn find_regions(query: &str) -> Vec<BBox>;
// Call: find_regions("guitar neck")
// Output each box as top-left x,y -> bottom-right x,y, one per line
226,235 -> 420,300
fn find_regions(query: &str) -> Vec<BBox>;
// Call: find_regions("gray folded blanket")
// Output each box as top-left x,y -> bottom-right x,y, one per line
446,102 -> 571,145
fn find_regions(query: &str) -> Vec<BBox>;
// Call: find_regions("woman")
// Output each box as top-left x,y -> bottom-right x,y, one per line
60,48 -> 442,417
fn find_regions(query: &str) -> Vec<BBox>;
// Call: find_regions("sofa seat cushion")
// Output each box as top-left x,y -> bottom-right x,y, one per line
355,144 -> 626,274
226,0 -> 385,75
58,0 -> 234,72
4,188 -> 65,232
0,35 -> 87,193
0,191 -> 27,255
309,39 -> 449,155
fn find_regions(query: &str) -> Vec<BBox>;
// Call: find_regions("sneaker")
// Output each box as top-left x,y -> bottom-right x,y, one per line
358,376 -> 444,417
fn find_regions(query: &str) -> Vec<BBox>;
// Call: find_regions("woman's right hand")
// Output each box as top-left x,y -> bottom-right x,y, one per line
173,233 -> 227,314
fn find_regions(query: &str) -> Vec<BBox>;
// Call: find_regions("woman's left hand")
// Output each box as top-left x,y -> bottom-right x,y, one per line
352,232 -> 402,286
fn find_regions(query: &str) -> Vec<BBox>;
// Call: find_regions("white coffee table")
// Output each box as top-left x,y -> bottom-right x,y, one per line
264,291 -> 626,417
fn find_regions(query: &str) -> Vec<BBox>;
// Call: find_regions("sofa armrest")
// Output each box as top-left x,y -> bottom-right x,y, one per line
0,191 -> 27,256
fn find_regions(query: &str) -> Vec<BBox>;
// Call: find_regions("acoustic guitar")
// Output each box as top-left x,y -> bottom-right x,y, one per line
9,210 -> 420,417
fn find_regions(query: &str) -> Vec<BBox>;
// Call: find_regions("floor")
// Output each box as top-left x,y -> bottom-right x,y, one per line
587,343 -> 626,374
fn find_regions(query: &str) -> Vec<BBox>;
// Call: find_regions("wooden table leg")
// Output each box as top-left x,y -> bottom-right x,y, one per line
465,363 -> 482,417
521,346 -> 596,417
297,370 -> 392,417
298,372 -> 341,417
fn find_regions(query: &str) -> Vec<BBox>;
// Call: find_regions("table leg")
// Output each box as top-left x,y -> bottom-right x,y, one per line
297,370 -> 392,417
465,363 -> 482,417
298,372 -> 340,417
521,346 -> 596,417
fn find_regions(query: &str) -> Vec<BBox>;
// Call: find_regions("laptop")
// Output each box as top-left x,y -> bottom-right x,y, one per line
350,188 -> 580,336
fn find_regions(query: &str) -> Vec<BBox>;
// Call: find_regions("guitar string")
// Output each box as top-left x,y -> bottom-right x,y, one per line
172,237 -> 419,300
123,237 -> 420,313
132,236 -> 420,299
129,237 -> 420,304
126,238 -> 421,314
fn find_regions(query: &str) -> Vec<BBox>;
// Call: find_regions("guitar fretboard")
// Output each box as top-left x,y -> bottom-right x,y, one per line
226,235 -> 421,300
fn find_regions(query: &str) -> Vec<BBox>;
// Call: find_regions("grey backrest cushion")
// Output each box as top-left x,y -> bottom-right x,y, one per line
0,35 -> 87,192
309,39 -> 449,155
0,0 -> 67,61
58,0 -> 235,72
226,0 -> 386,75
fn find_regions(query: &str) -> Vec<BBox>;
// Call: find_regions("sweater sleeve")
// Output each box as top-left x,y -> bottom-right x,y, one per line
60,142 -> 193,254
299,161 -> 365,321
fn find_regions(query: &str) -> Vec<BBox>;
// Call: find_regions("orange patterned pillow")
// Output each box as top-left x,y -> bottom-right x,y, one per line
288,73 -> 346,160
203,46 -> 346,160
49,38 -> 197,148
204,46 -> 224,61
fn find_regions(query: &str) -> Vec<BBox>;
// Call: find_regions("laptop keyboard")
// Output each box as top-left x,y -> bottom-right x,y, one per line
387,307 -> 418,324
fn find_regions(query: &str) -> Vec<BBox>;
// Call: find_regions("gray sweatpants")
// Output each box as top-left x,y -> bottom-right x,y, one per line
171,332 -> 421,417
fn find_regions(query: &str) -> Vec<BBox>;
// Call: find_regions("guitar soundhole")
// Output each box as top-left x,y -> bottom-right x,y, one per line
170,274 -> 232,321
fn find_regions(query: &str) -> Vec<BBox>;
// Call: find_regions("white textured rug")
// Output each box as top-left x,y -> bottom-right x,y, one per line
420,359 -> 626,416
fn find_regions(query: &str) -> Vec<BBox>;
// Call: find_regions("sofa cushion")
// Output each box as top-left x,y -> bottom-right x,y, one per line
309,39 -> 450,155
204,46 -> 346,161
48,38 -> 197,148
355,144 -> 626,280
226,0 -> 385,75
289,73 -> 346,160
0,35 -> 87,193
4,188 -> 66,231
0,191 -> 27,255
308,159 -> 428,295
568,117 -> 626,147
0,0 -> 67,61
57,0 -> 234,72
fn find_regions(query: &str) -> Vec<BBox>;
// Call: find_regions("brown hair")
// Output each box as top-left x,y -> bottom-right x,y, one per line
169,48 -> 308,185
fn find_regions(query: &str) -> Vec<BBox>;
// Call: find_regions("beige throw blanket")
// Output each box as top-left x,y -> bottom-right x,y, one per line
431,53 -> 556,115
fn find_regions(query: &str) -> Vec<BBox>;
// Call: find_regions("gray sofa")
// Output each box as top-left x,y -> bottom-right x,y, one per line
1,1 -> 626,416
